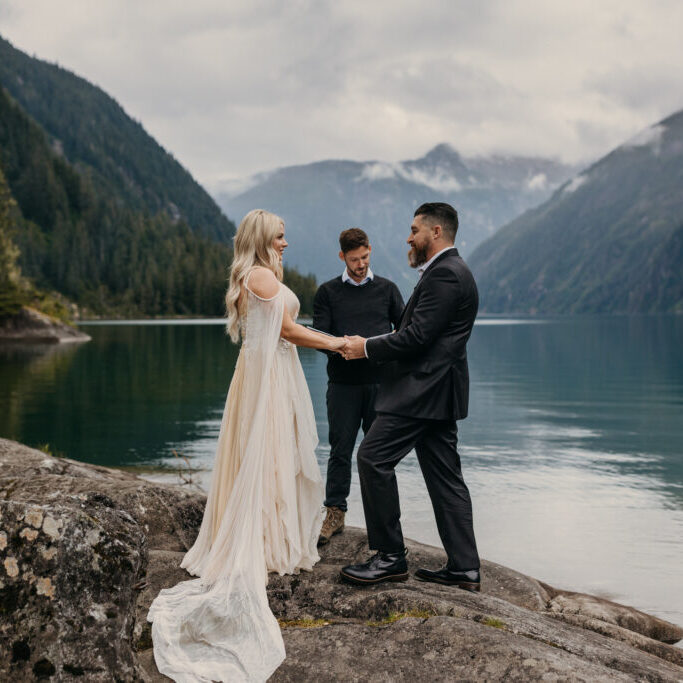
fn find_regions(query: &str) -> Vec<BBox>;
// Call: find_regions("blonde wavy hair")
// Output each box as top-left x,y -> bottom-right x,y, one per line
225,209 -> 284,342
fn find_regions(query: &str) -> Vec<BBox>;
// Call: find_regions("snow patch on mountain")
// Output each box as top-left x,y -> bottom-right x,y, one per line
563,174 -> 588,194
359,163 -> 398,181
526,173 -> 548,191
358,162 -> 462,192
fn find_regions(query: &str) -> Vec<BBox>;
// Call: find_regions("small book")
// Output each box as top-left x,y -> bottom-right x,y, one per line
304,325 -> 335,337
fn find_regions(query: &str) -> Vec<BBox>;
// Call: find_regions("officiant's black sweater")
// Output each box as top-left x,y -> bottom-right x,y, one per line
313,275 -> 404,384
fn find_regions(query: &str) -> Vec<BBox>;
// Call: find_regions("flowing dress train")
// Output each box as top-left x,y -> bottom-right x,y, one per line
147,282 -> 324,682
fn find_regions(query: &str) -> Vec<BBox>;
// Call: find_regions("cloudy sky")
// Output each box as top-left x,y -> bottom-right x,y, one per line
1,0 -> 682,188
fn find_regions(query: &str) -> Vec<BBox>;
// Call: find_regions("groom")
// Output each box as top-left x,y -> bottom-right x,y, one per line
339,202 -> 481,592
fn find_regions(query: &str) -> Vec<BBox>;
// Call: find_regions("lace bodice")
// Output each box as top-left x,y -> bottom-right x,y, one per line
241,282 -> 300,353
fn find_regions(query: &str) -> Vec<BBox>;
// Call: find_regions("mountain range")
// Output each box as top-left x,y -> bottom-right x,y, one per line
4,32 -> 679,317
214,146 -> 576,291
469,110 -> 683,314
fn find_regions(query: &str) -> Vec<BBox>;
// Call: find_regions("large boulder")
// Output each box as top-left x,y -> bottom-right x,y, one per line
0,439 -> 204,680
1,439 -> 682,682
268,535 -> 683,681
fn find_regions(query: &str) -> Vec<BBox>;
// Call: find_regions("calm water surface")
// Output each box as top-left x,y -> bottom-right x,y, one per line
1,316 -> 682,627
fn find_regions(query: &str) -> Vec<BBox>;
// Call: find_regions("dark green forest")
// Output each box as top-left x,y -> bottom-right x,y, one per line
0,35 -> 232,243
0,36 -> 317,319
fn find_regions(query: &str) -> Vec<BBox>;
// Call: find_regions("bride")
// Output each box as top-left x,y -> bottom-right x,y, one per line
148,209 -> 346,682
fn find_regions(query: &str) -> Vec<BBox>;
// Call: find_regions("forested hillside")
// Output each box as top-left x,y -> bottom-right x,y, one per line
469,110 -> 683,314
0,36 -> 232,243
0,85 -> 232,316
0,37 -> 317,318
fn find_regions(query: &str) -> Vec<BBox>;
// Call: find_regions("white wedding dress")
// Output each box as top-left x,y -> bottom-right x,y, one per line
148,280 -> 324,682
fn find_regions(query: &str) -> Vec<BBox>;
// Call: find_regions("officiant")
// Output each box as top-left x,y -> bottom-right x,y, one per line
313,228 -> 404,545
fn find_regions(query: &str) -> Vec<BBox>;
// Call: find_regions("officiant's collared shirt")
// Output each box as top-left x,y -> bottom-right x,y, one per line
342,268 -> 374,286
363,246 -> 456,357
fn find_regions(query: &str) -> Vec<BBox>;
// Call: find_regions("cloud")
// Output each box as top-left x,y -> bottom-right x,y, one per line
1,0 -> 682,187
563,175 -> 588,194
621,124 -> 665,153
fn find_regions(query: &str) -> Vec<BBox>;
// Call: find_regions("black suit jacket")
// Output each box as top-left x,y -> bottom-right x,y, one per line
365,248 -> 478,421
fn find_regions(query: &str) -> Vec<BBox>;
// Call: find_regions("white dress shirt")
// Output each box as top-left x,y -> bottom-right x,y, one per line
342,267 -> 374,286
363,245 -> 455,358
417,246 -> 456,278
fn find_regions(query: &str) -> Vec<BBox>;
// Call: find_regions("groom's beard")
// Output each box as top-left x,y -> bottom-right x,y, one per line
408,243 -> 429,268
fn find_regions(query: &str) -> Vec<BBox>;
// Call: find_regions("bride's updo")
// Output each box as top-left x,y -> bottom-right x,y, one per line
225,209 -> 285,342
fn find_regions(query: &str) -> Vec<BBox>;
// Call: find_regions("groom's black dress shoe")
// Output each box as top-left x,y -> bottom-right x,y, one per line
414,566 -> 481,592
340,549 -> 409,585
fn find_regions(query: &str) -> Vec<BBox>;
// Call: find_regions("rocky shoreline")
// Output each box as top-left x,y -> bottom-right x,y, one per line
1,438 -> 681,681
0,307 -> 90,344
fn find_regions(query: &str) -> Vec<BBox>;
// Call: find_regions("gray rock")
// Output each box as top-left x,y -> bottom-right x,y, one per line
0,497 -> 145,681
0,439 -> 204,681
1,438 -> 682,682
543,586 -> 683,645
0,307 -> 90,344
0,439 -> 206,553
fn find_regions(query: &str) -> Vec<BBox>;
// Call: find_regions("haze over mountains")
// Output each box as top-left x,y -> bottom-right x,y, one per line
469,109 -> 683,314
3,32 -> 679,317
215,147 -> 576,291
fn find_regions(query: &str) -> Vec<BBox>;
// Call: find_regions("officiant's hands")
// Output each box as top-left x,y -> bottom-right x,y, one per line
342,335 -> 366,360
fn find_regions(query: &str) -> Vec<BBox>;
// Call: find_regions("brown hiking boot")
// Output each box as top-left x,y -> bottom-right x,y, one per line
318,506 -> 345,546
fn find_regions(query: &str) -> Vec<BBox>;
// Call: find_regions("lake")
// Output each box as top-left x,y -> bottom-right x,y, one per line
1,315 -> 681,628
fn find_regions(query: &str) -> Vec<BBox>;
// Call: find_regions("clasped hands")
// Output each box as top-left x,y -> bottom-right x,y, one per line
333,335 -> 365,360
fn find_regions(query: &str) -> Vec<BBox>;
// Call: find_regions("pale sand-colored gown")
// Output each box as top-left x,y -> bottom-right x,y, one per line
148,279 -> 324,682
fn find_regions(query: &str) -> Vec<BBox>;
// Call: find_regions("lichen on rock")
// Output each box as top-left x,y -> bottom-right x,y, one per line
19,528 -> 38,542
3,557 -> 18,578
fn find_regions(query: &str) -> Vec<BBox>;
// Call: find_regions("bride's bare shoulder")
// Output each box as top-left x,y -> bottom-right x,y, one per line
245,267 -> 280,299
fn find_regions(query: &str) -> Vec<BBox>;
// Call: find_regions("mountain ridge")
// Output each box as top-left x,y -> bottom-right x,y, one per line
215,145 -> 577,293
0,35 -> 234,242
468,109 -> 683,314
0,37 -> 319,317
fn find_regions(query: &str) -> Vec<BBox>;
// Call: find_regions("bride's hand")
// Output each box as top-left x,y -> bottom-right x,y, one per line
328,337 -> 347,354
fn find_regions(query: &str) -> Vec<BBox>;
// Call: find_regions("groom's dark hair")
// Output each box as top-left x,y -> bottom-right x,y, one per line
414,202 -> 459,242
339,228 -> 369,253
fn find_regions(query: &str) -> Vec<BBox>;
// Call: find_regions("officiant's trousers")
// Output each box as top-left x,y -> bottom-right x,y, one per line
357,412 -> 479,571
325,382 -> 378,511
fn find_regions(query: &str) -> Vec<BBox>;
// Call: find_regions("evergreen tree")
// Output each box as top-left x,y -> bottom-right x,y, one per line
0,168 -> 21,288
0,84 -> 318,318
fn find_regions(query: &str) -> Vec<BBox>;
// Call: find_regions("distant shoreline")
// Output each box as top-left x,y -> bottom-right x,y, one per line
75,311 -> 682,327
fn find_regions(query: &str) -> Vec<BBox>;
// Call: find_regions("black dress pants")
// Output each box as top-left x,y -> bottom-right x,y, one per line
357,412 -> 479,571
324,382 -> 378,512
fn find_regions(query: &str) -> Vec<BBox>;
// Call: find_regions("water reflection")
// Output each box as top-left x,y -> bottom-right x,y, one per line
465,316 -> 683,495
0,316 -> 681,626
0,343 -> 81,447
0,325 -> 239,464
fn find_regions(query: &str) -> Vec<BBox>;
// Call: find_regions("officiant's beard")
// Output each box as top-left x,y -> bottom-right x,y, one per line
408,243 -> 429,268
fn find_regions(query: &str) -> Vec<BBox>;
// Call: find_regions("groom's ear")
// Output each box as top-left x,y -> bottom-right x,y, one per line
339,250 -> 345,261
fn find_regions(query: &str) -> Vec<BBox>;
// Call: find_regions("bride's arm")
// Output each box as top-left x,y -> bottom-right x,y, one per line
280,307 -> 345,351
246,268 -> 345,352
